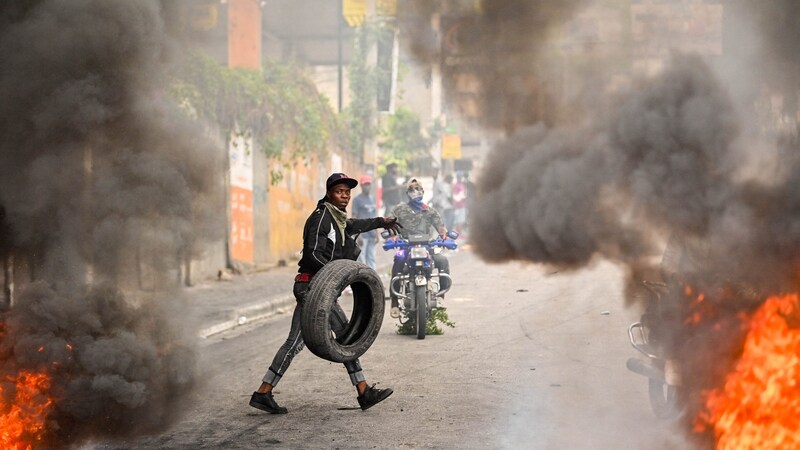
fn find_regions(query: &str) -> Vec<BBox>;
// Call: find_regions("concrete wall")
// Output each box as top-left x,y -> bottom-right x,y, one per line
189,128 -> 229,284
253,142 -> 271,265
264,151 -> 370,265
189,239 -> 228,285
267,158 -> 323,264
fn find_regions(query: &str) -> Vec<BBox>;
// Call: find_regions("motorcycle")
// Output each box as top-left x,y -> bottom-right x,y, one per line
626,280 -> 683,419
381,231 -> 459,339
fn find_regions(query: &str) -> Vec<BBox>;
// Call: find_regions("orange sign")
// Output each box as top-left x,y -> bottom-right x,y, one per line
230,186 -> 254,263
442,133 -> 462,160
229,130 -> 254,263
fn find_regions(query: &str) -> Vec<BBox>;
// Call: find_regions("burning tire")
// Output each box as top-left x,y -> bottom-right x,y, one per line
301,260 -> 385,363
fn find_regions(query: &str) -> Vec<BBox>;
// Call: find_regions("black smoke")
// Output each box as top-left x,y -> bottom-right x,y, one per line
403,0 -> 800,444
724,0 -> 800,130
466,3 -> 800,290
745,0 -> 800,66
472,55 -> 742,274
0,0 -> 222,446
403,0 -> 586,131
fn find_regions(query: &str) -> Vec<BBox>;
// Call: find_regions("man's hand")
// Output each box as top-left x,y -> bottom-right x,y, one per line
382,216 -> 402,236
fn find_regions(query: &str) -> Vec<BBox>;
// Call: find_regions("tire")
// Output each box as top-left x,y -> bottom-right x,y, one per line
648,378 -> 681,420
301,260 -> 385,363
415,285 -> 427,340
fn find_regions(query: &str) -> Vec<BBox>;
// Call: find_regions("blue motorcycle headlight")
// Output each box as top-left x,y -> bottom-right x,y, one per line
410,247 -> 429,259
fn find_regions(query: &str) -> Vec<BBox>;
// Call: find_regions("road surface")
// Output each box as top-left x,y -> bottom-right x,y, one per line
99,249 -> 694,449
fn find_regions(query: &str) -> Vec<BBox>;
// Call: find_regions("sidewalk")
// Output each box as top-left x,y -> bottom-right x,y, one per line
189,248 -> 396,339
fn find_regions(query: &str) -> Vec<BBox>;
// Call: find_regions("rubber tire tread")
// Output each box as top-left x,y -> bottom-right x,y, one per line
415,285 -> 427,340
301,260 -> 385,363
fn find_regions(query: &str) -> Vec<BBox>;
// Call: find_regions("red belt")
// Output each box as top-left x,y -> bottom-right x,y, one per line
295,273 -> 314,282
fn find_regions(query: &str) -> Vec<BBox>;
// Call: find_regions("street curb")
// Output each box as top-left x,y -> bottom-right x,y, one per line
196,262 -> 395,340
197,293 -> 296,339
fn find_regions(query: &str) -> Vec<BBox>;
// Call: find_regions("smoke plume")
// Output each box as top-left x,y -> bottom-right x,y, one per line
0,0 -> 222,446
473,54 -> 741,271
403,0 -> 800,444
462,2 -> 800,291
745,0 -> 800,66
404,0 -> 586,131
723,0 -> 800,128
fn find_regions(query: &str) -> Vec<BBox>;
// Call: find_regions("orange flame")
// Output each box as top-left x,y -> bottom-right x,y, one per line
683,294 -> 711,325
0,370 -> 54,449
696,294 -> 800,449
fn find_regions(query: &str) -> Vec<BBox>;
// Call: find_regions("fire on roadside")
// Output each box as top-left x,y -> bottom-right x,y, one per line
694,293 -> 800,449
0,369 -> 54,449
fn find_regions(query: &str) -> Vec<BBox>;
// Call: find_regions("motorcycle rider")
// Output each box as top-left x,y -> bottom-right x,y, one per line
249,173 -> 401,414
388,178 -> 450,319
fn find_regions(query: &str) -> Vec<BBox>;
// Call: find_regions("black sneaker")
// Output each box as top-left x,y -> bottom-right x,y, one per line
249,391 -> 288,414
357,385 -> 393,411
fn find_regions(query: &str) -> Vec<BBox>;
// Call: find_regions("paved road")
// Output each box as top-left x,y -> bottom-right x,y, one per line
185,246 -> 397,338
99,249 -> 696,449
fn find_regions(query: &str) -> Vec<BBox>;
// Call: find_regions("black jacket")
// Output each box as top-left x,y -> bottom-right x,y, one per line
298,199 -> 385,276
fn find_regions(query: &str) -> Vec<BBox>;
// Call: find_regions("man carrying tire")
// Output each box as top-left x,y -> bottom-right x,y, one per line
250,173 -> 401,414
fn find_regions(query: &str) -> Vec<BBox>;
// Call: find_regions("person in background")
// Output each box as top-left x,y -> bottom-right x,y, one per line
463,172 -> 477,236
249,173 -> 400,414
452,173 -> 467,234
388,178 -> 450,318
431,170 -> 453,229
353,175 -> 378,271
381,163 -> 403,216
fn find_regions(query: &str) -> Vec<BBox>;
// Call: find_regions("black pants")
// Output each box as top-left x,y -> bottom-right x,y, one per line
390,253 -> 450,308
261,281 -> 365,386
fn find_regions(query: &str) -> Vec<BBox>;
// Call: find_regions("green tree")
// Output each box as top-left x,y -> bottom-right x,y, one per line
379,107 -> 443,175
170,53 -> 345,182
380,107 -> 427,160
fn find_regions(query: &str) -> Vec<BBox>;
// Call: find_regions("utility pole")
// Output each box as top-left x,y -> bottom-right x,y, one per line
365,0 -> 379,167
338,0 -> 344,113
225,0 -> 259,271
431,10 -> 444,173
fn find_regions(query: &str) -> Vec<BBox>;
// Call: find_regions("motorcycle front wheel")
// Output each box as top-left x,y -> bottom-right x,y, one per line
415,285 -> 427,340
648,378 -> 681,420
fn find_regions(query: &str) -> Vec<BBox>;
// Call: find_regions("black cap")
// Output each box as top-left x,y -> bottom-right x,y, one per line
326,173 -> 358,190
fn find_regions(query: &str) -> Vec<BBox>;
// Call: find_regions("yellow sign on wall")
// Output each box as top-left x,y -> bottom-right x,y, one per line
442,134 -> 462,160
343,0 -> 366,27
